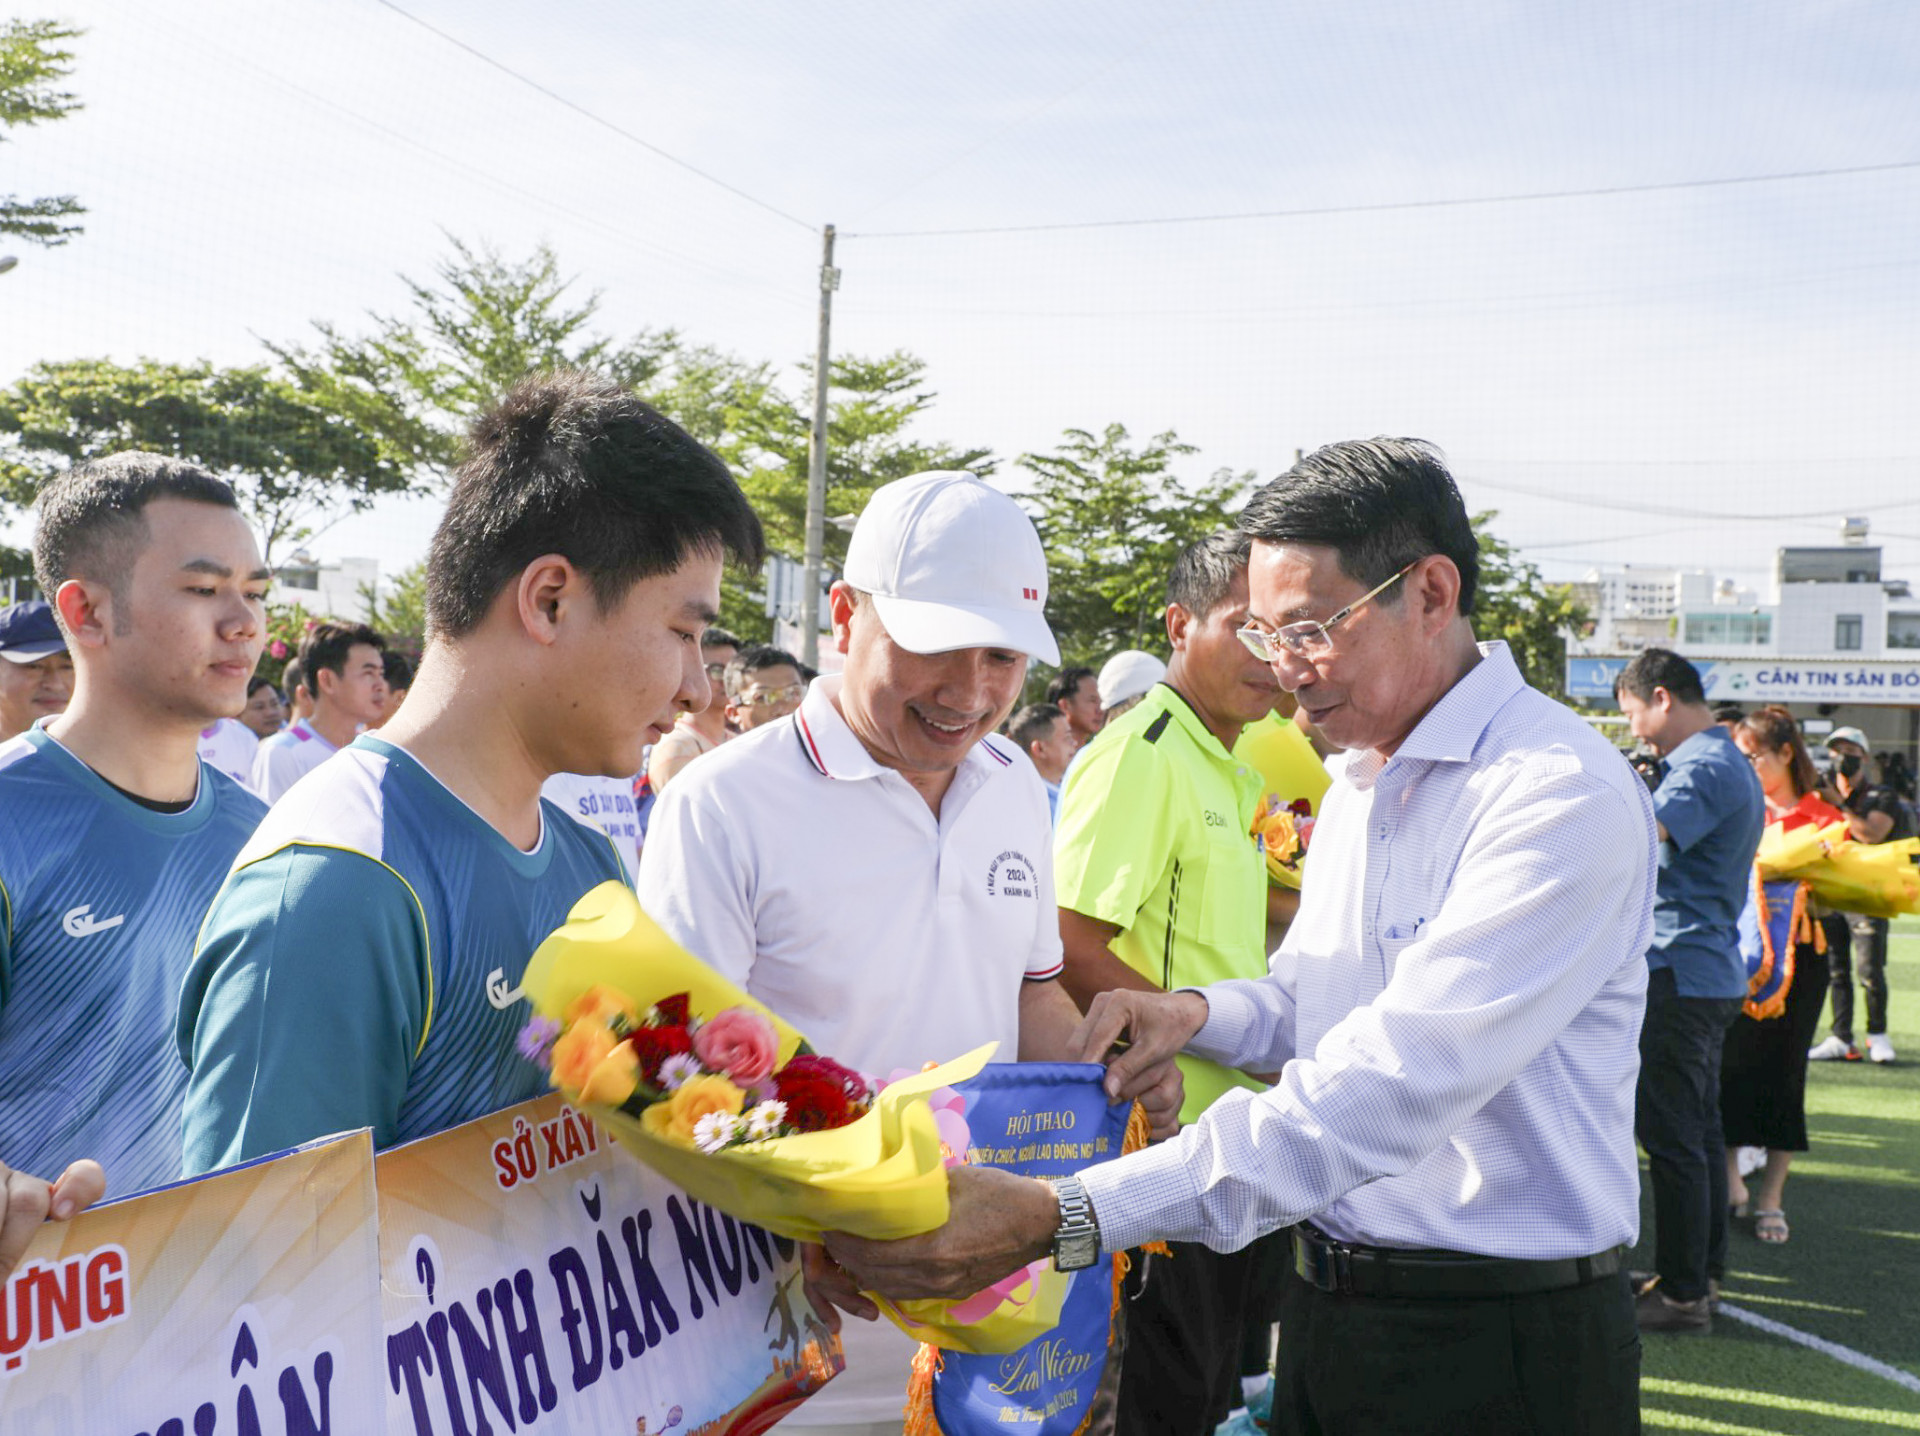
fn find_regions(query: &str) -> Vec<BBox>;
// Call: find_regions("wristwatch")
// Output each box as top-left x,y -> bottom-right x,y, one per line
1048,1175 -> 1102,1271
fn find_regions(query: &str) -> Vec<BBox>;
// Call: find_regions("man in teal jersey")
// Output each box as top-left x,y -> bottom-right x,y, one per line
178,372 -> 764,1171
0,453 -> 271,1202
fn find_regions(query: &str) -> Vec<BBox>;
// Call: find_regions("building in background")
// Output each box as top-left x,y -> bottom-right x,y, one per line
1568,520 -> 1920,767
273,551 -> 380,623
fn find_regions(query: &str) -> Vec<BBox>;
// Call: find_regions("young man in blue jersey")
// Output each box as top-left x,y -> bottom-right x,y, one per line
178,371 -> 765,1173
0,453 -> 271,1201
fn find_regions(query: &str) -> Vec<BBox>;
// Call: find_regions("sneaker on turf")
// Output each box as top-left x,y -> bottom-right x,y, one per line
1215,1412 -> 1266,1436
1867,1033 -> 1896,1064
1808,1035 -> 1859,1061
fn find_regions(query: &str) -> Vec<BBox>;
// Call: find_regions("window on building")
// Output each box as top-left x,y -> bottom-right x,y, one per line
1835,614 -> 1864,651
1889,614 -> 1920,650
1681,612 -> 1770,646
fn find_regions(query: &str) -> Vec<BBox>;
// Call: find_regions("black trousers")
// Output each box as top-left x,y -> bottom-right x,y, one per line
1828,914 -> 1891,1042
1635,967 -> 1744,1302
1114,1230 -> 1290,1436
1269,1262 -> 1640,1435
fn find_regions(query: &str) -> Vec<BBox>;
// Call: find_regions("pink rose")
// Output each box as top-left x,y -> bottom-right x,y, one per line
692,1007 -> 779,1086
269,639 -> 288,659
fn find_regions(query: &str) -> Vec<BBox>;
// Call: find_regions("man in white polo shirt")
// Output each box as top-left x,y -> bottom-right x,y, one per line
639,470 -> 1179,1436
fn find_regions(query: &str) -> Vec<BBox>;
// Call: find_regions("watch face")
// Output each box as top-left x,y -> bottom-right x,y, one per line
1056,1232 -> 1100,1271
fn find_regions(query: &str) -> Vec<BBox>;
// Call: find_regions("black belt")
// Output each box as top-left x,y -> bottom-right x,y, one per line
1291,1223 -> 1626,1300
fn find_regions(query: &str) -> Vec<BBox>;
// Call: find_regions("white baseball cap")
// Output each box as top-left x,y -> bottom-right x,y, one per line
1097,650 -> 1167,710
1824,726 -> 1871,753
843,471 -> 1059,665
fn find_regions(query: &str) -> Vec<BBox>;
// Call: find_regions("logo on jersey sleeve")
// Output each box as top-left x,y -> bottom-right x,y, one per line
62,905 -> 126,939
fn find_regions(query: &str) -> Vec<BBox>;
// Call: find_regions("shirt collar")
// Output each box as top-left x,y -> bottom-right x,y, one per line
1344,641 -> 1525,787
1151,682 -> 1240,765
792,672 -> 1016,784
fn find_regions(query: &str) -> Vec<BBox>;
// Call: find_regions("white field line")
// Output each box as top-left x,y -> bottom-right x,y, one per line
1718,1302 -> 1920,1395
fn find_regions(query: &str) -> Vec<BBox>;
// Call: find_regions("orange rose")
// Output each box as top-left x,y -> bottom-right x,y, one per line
579,1042 -> 641,1107
641,1074 -> 746,1147
551,1021 -> 617,1094
565,984 -> 641,1028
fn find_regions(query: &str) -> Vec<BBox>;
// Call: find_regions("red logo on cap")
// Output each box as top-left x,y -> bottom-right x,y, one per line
1022,587 -> 1038,601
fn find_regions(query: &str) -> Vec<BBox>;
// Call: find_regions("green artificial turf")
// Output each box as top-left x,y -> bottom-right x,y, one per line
1634,918 -> 1920,1432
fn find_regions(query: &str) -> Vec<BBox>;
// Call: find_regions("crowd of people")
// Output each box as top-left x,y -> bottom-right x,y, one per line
0,373 -> 1910,1435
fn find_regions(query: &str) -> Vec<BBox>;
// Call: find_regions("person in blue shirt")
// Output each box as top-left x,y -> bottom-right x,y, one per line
1007,702 -> 1074,822
1,453 -> 271,1203
1615,648 -> 1765,1332
178,371 -> 765,1173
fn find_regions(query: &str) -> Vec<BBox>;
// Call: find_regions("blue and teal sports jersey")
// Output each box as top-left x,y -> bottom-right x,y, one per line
177,734 -> 625,1174
0,728 -> 267,1198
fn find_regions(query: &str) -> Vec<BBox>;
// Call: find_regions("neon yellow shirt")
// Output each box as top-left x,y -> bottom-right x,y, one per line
1054,684 -> 1267,1122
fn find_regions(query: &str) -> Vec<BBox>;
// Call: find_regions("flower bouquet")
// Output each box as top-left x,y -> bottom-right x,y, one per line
1252,795 -> 1315,889
1757,816 -> 1920,920
516,881 -> 1068,1352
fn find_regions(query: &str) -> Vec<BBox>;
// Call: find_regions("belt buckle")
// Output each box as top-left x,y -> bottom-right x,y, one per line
1306,1234 -> 1354,1293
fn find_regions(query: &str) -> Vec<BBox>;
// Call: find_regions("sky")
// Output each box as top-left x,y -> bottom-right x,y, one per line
5,0 -> 1920,598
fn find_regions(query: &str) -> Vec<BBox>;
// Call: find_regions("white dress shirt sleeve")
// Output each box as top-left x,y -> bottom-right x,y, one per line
634,777 -> 758,987
1080,763 -> 1653,1255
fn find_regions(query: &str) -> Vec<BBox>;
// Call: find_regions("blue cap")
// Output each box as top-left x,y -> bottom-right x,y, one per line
0,601 -> 67,664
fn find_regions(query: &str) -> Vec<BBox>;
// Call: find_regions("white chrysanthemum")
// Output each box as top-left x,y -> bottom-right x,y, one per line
693,1111 -> 742,1154
660,1053 -> 702,1091
744,1100 -> 788,1141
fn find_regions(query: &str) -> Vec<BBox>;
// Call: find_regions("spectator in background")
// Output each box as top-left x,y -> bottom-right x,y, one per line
1008,702 -> 1074,820
377,650 -> 414,728
2,454 -> 269,1198
1052,530 -> 1282,1435
1046,664 -> 1104,749
1096,649 -> 1166,723
1712,703 -> 1745,729
280,655 -> 313,724
250,620 -> 388,803
1810,726 -> 1914,1065
239,674 -> 285,739
178,372 -> 762,1174
1721,707 -> 1850,1247
1615,647 -> 1765,1332
724,643 -> 805,732
647,625 -> 739,791
0,599 -> 73,743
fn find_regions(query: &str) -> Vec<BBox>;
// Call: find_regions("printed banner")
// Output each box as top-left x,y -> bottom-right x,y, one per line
931,1064 -> 1130,1436
378,1092 -> 842,1436
1566,654 -> 1920,705
0,1131 -> 385,1436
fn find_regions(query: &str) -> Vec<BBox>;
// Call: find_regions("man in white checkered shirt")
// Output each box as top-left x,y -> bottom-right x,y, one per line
829,439 -> 1658,1436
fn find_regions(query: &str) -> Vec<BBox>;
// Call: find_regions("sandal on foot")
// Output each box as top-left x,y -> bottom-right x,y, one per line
1754,1209 -> 1789,1244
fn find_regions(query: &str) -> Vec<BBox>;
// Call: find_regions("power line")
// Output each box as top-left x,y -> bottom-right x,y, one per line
1460,471 -> 1920,524
368,0 -> 816,234
845,158 -> 1920,240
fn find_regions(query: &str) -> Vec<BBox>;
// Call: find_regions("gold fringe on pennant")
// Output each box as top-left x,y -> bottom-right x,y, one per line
1744,873 -> 1806,1022
899,1101 -> 1169,1433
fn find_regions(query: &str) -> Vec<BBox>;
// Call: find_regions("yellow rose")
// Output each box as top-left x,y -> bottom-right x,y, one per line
551,1021 -> 617,1095
641,1074 -> 746,1147
565,984 -> 641,1028
579,1042 -> 641,1107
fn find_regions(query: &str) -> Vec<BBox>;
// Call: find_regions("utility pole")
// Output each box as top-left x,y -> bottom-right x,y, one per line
799,224 -> 839,669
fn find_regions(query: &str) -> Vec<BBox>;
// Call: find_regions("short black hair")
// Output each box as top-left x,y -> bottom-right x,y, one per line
281,656 -> 306,700
1238,438 -> 1479,616
300,620 -> 387,682
1167,529 -> 1251,618
1615,648 -> 1706,707
32,452 -> 241,623
246,674 -> 276,699
1046,666 -> 1096,707
1009,702 -> 1065,752
724,643 -> 801,700
702,626 -> 743,655
427,371 -> 765,640
382,650 -> 415,691
1711,702 -> 1745,725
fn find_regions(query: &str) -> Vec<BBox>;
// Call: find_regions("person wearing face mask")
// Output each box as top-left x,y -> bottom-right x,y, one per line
1809,728 -> 1915,1065
638,471 -> 1181,1436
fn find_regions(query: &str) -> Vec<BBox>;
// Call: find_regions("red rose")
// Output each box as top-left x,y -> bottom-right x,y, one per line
654,993 -> 692,1026
773,1071 -> 861,1132
778,1053 -> 866,1095
626,1024 -> 692,1085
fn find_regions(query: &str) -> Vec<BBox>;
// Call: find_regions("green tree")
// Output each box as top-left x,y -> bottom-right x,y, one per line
0,358 -> 415,561
1471,510 -> 1590,700
1017,423 -> 1251,668
1,18 -> 83,246
361,559 -> 428,659
268,236 -> 681,487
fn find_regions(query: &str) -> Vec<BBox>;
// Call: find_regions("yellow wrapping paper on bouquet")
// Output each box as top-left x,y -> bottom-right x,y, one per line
1756,820 -> 1920,919
519,881 -> 1068,1352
